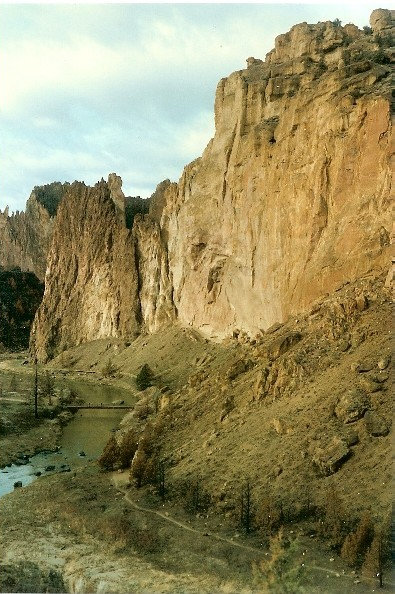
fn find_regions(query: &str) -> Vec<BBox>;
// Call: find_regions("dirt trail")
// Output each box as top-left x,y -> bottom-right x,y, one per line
114,482 -> 392,589
119,486 -> 262,554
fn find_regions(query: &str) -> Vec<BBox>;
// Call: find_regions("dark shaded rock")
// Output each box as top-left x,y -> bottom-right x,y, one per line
79,451 -> 86,457
227,359 -> 253,381
13,481 -> 22,489
265,331 -> 302,361
335,389 -> 369,423
45,465 -> 55,472
265,322 -> 283,335
371,371 -> 389,383
343,429 -> 359,447
312,437 -> 351,476
359,376 -> 383,393
364,411 -> 390,437
350,361 -> 374,372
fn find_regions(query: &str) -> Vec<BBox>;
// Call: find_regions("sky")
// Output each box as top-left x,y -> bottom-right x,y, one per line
0,2 -> 392,212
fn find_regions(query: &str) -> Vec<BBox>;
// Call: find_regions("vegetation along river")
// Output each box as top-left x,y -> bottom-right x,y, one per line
0,377 -> 136,497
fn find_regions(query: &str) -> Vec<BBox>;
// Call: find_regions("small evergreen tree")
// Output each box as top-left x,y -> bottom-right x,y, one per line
130,449 -> 148,488
256,494 -> 283,538
135,364 -> 154,391
318,487 -> 348,550
332,18 -> 342,27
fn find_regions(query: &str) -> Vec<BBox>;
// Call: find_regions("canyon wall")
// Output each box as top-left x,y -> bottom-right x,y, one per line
32,11 -> 392,360
0,183 -> 66,280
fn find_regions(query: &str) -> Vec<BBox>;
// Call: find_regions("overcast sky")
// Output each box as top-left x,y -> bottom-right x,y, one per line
0,2 -> 391,212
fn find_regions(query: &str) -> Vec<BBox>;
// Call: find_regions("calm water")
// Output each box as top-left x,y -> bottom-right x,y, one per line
0,378 -> 136,497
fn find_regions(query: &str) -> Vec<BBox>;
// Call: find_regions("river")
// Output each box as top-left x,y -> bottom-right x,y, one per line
0,377 -> 137,497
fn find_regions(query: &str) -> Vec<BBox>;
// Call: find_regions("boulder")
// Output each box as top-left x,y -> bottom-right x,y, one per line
312,437 -> 351,476
370,371 -> 389,384
359,376 -> 382,393
350,361 -> 374,373
364,412 -> 390,437
45,465 -> 55,472
227,359 -> 253,381
335,389 -> 369,423
264,332 -> 302,361
378,355 -> 391,370
271,417 -> 293,435
13,481 -> 22,489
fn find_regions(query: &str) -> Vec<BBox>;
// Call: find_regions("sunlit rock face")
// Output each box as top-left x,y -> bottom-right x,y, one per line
157,15 -> 392,339
32,11 -> 392,358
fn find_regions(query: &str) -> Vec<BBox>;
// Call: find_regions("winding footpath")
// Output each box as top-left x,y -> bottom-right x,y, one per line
113,480 -> 392,590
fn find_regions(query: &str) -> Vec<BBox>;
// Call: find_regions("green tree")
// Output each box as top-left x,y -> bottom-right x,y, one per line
135,364 -> 154,391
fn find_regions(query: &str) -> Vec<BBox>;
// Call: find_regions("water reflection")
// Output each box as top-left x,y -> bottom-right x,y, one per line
0,378 -> 136,497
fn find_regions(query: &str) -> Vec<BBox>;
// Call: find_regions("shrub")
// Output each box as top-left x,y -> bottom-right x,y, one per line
102,358 -> 118,378
317,487 -> 348,550
118,430 -> 138,469
332,18 -> 342,27
135,364 -> 154,391
341,512 -> 374,567
362,522 -> 391,588
253,528 -> 306,593
98,436 -> 120,470
41,371 -> 55,404
256,494 -> 284,539
181,479 -> 211,514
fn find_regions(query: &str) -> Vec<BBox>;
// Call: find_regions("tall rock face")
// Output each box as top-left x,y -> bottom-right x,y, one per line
0,183 -> 66,280
31,179 -> 174,361
32,12 -> 392,358
157,15 -> 392,338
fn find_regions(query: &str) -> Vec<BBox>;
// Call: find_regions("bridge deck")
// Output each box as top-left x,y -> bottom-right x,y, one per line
67,405 -> 134,410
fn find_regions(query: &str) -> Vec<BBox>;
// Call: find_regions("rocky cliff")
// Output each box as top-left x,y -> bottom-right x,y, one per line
0,183 -> 66,280
32,10 -> 393,360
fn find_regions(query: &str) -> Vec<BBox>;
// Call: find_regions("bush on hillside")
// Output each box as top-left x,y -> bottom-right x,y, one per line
98,436 -> 120,470
135,364 -> 154,391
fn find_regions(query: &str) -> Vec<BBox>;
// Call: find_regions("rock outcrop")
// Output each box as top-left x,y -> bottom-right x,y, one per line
31,11 -> 392,359
0,183 -> 66,280
31,178 -> 174,360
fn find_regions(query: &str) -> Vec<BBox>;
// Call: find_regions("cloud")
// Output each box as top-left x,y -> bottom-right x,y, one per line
0,3 -> 392,211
